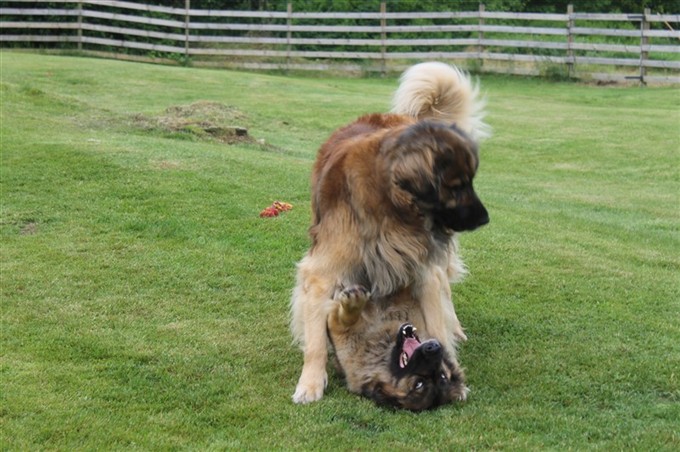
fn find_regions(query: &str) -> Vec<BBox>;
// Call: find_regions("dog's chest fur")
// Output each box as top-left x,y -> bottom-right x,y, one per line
310,121 -> 450,296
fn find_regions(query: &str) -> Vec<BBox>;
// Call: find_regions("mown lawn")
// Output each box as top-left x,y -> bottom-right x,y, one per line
1,52 -> 678,450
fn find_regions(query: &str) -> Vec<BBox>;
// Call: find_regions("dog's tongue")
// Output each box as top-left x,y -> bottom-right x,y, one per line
399,324 -> 422,368
403,336 -> 420,357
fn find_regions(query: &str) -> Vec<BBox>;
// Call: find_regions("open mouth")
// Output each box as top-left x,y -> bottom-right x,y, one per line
399,324 -> 421,368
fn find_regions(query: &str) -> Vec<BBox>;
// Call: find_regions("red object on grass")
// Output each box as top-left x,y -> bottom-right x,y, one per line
260,201 -> 293,218
259,207 -> 280,217
272,201 -> 293,212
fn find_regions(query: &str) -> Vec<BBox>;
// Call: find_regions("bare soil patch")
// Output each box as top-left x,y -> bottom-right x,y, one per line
132,101 -> 262,145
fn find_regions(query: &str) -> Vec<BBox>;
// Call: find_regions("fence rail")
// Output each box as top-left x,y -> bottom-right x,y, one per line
1,0 -> 679,83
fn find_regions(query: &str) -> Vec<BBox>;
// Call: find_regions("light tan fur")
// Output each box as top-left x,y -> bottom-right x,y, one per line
392,61 -> 490,141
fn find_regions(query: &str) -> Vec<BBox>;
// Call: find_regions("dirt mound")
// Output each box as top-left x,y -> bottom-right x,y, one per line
133,101 -> 258,145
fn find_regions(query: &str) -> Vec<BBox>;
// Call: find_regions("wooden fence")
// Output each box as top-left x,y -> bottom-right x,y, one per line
1,0 -> 679,83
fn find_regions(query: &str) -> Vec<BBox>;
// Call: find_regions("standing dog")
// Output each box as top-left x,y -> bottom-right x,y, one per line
291,62 -> 489,405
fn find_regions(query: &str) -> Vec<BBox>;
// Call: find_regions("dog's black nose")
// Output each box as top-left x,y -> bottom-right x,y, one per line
422,341 -> 441,356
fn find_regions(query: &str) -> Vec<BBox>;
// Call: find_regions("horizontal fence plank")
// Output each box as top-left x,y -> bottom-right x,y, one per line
482,11 -> 567,20
84,0 -> 185,16
0,35 -> 79,42
288,11 -> 479,20
187,36 -> 482,47
187,23 -> 475,33
643,59 -> 680,69
645,14 -> 680,22
647,44 -> 680,53
483,52 -> 568,63
570,42 -> 642,53
187,9 -> 288,18
385,51 -> 480,59
81,36 -> 185,53
386,38 -> 478,46
383,11 -> 478,19
1,21 -> 80,29
572,13 -> 642,21
0,8 -> 80,16
188,48 -> 383,59
81,10 -> 185,28
386,24 -> 477,33
286,11 -> 383,19
184,23 -> 573,35
574,56 -> 643,67
643,75 -> 680,83
481,38 -> 568,50
571,27 -> 641,37
644,29 -> 680,38
188,23 -> 376,32
388,51 -> 479,60
476,25 -> 568,35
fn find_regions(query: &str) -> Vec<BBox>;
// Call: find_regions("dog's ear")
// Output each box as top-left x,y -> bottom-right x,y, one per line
441,361 -> 468,403
444,124 -> 480,174
388,148 -> 438,213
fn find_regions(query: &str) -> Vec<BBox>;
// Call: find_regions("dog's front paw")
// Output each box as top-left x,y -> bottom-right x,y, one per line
454,327 -> 468,342
338,285 -> 370,312
456,385 -> 470,402
292,370 -> 328,404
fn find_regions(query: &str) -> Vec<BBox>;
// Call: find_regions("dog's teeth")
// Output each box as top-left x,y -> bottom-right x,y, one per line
401,352 -> 409,367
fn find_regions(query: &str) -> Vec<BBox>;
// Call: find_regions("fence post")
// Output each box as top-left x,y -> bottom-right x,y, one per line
184,0 -> 190,64
380,1 -> 387,76
287,2 -> 292,72
640,8 -> 650,85
478,3 -> 485,66
567,4 -> 574,78
77,1 -> 83,52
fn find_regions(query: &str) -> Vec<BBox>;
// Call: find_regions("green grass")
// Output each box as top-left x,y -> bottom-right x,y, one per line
1,52 -> 679,450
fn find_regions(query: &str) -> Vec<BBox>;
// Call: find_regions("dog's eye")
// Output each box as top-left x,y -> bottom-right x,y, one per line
414,380 -> 425,391
396,180 -> 411,191
440,372 -> 448,382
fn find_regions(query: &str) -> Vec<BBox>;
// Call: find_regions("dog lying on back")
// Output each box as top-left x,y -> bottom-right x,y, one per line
328,284 -> 469,411
291,62 -> 490,407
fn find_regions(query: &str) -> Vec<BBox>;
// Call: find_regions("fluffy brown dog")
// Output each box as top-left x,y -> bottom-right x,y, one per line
291,62 -> 489,405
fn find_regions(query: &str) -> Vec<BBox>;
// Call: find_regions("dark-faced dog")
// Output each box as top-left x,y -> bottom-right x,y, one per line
328,285 -> 468,411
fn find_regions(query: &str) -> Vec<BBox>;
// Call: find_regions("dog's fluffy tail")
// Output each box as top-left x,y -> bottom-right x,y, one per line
391,62 -> 490,141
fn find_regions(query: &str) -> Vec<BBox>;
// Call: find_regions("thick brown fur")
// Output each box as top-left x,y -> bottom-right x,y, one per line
291,62 -> 489,404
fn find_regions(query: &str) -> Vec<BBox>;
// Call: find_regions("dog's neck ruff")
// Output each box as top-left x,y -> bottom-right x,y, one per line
362,227 -> 449,298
